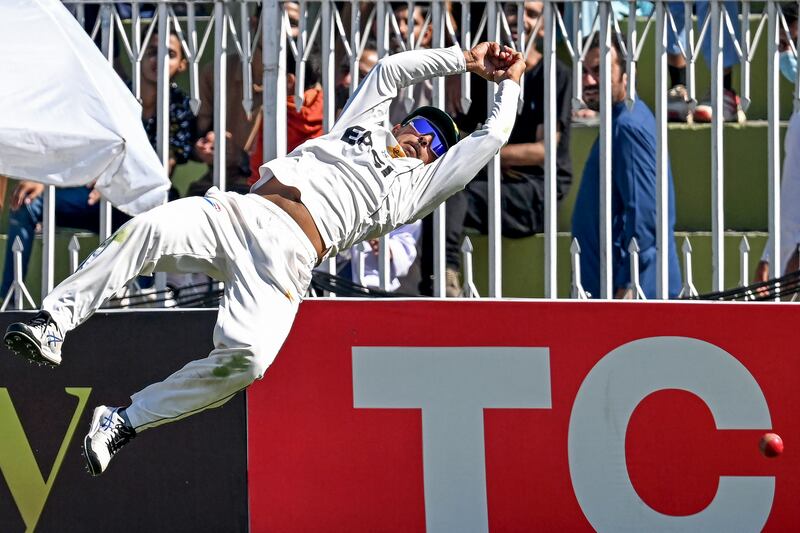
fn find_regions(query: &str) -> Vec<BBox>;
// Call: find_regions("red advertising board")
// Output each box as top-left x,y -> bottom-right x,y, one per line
248,300 -> 798,532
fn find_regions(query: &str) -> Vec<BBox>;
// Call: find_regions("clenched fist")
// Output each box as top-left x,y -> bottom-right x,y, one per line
463,42 -> 526,84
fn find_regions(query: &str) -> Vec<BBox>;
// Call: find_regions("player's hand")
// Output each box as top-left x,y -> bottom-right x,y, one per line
464,42 -> 523,84
493,48 -> 526,84
10,181 -> 45,211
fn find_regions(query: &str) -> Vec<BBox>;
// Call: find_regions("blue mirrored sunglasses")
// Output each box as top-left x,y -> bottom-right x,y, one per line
403,117 -> 447,157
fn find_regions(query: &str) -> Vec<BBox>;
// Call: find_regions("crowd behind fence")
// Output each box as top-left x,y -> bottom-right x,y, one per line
3,0 -> 799,308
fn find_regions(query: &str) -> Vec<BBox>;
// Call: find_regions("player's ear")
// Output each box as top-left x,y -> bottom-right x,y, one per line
391,123 -> 402,135
286,73 -> 296,94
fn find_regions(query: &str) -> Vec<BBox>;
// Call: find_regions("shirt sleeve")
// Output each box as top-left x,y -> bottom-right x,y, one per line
612,123 -> 658,291
332,45 -> 466,134
404,79 -> 521,222
387,221 -> 422,278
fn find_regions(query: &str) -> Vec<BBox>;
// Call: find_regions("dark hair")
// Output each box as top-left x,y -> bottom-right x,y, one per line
286,49 -> 322,89
362,38 -> 378,54
587,32 -> 627,74
393,2 -> 428,17
784,3 -> 798,27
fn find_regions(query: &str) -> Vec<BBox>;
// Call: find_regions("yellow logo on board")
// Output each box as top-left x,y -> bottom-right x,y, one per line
0,387 -> 91,531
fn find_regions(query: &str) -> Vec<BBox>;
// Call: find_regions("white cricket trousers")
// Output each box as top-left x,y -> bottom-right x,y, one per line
42,188 -> 317,431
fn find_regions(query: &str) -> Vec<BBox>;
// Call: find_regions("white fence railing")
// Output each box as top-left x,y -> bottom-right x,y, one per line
3,0 -> 799,307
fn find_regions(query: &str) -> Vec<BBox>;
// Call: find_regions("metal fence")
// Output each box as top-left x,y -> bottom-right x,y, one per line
4,0 -> 800,306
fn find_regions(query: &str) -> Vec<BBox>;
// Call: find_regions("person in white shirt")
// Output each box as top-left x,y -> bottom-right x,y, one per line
347,221 -> 422,292
754,112 -> 800,283
754,5 -> 800,285
5,42 -> 525,476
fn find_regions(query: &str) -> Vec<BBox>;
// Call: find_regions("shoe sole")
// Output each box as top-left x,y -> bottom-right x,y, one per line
4,329 -> 60,367
83,407 -> 105,476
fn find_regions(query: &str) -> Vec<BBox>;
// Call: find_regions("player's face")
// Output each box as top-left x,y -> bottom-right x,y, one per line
392,118 -> 445,164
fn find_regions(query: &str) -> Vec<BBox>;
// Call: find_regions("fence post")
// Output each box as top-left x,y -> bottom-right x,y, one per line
570,238 -> 588,300
1,237 -> 36,311
628,237 -> 646,299
679,236 -> 699,298
68,235 -> 81,274
739,235 -> 750,288
461,236 -> 480,298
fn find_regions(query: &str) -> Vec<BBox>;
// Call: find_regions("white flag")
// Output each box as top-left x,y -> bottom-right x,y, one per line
0,0 -> 169,215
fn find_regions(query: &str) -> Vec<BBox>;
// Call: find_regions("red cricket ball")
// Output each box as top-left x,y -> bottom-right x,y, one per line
760,433 -> 784,458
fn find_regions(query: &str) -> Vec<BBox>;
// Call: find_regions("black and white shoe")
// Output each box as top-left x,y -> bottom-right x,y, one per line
83,406 -> 136,476
4,311 -> 64,366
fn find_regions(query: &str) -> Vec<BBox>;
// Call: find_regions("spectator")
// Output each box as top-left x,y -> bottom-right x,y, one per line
139,31 -> 196,193
428,1 -> 572,296
0,30 -> 195,299
335,41 -> 378,118
248,51 -> 324,182
392,4 -> 432,50
340,222 -> 422,291
389,4 -> 434,125
569,2 -> 744,124
665,1 -> 744,123
191,3 -> 302,195
190,12 -> 267,195
755,4 -> 800,282
571,34 -> 682,299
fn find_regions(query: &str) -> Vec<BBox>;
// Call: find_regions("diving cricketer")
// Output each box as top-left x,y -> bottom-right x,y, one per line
5,41 -> 525,475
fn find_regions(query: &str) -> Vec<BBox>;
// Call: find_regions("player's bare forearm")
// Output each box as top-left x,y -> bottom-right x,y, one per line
463,43 -> 525,84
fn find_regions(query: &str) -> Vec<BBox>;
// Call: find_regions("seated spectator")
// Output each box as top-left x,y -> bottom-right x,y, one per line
248,52 -> 324,182
569,1 -> 745,123
139,32 -> 196,195
191,3 -> 303,195
0,30 -> 196,299
571,33 -> 682,299
427,1 -> 572,296
755,5 -> 800,283
190,17 -> 264,194
666,1 -> 745,123
340,222 -> 422,291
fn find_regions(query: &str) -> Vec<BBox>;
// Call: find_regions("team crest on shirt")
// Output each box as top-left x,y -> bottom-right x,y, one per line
388,144 -> 406,159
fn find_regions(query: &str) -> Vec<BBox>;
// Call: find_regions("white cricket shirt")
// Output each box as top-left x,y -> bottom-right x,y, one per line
252,45 -> 520,259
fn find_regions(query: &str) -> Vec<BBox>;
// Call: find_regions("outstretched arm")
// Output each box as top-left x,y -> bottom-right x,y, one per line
403,47 -> 526,221
334,42 -> 520,132
333,45 -> 465,132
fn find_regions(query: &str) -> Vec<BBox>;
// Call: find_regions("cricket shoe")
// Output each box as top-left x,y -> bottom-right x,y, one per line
84,406 -> 136,476
4,311 -> 64,366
